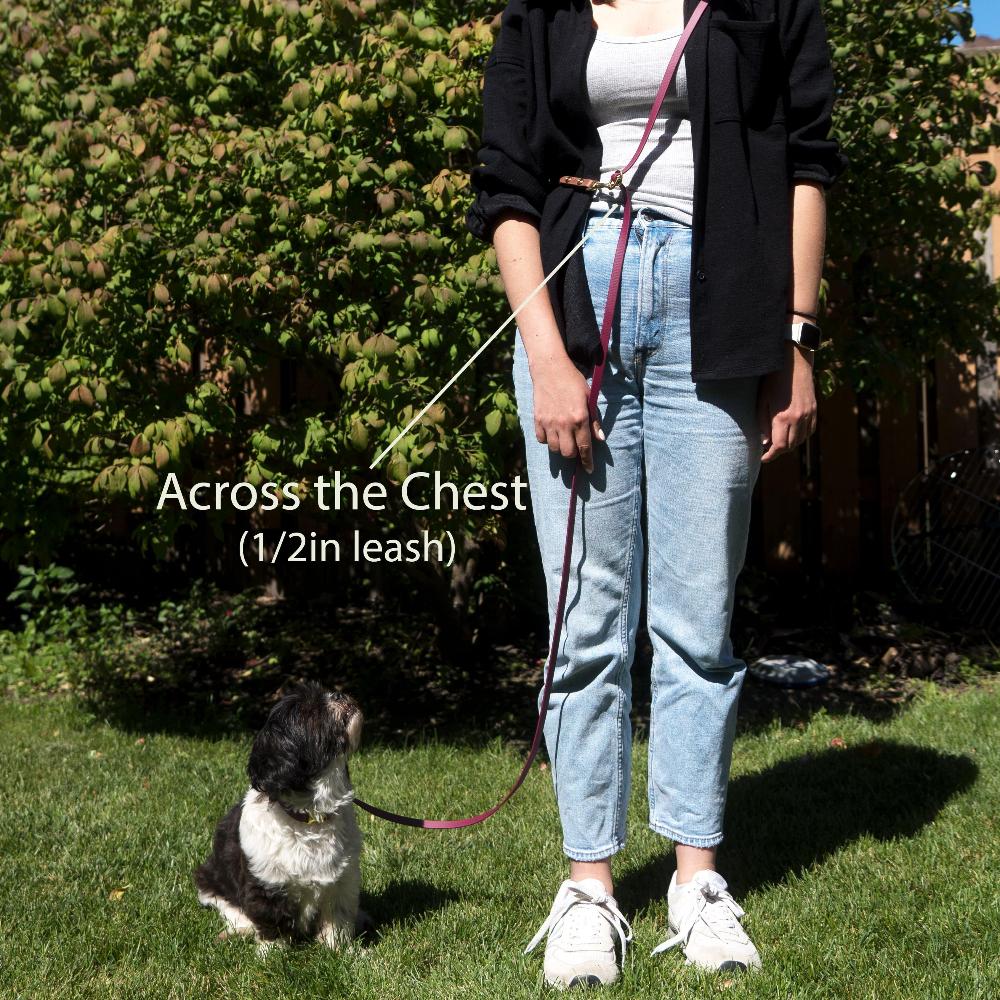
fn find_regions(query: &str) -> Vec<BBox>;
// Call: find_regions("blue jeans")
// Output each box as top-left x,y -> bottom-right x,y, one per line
512,202 -> 763,860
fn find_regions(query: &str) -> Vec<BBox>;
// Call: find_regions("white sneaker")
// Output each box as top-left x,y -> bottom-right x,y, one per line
650,870 -> 761,971
524,877 -> 634,988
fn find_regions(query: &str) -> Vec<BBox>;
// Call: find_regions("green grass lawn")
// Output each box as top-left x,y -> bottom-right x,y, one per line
1,679 -> 997,1000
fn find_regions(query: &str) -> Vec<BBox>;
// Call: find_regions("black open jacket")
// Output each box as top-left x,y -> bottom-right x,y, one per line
464,0 -> 848,381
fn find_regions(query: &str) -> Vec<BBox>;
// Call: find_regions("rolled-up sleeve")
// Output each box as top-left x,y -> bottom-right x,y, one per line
778,0 -> 849,188
465,2 -> 550,244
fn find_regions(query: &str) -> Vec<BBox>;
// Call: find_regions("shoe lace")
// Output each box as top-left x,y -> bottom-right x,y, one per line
524,881 -> 634,960
650,871 -> 748,956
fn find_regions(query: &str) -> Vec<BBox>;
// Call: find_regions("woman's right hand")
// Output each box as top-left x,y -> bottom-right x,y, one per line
529,354 -> 605,473
491,217 -> 605,470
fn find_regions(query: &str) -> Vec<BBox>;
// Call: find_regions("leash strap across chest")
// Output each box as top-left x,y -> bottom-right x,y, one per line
354,0 -> 710,829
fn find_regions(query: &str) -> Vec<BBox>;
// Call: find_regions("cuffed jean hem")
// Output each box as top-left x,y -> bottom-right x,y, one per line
648,820 -> 725,849
562,838 -> 626,862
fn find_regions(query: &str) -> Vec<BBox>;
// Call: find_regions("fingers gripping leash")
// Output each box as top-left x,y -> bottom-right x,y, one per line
355,1 -> 711,829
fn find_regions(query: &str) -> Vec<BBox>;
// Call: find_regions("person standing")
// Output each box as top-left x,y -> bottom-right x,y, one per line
466,0 -> 846,988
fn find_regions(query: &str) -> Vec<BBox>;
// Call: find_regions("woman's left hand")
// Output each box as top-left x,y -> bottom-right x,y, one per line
756,341 -> 818,463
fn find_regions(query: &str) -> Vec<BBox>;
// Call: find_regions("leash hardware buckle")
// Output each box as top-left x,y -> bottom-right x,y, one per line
558,174 -> 621,192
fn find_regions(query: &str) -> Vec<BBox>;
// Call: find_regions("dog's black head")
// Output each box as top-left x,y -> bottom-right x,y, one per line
247,681 -> 363,800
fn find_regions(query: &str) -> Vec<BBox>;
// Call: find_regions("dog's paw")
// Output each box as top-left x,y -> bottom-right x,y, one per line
256,937 -> 286,958
318,912 -> 370,950
316,924 -> 350,950
217,924 -> 255,943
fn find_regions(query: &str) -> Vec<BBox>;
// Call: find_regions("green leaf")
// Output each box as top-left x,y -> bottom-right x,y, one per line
442,126 -> 466,151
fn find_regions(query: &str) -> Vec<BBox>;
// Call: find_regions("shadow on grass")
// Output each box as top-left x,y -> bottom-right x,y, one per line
357,878 -> 460,941
75,567 -> 990,747
79,657 -> 540,750
84,636 -> 916,752
75,570 -> 993,756
614,741 -> 979,914
76,602 -> 545,747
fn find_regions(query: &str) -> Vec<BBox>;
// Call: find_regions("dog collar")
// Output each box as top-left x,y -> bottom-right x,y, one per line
277,801 -> 330,825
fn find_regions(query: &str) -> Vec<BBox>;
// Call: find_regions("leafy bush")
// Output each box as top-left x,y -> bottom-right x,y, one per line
0,0 -> 997,615
821,0 -> 1000,393
0,571 -> 267,698
0,0 -> 513,577
0,563 -> 123,691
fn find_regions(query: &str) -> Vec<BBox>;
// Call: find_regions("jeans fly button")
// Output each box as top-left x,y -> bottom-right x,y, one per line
696,268 -> 707,282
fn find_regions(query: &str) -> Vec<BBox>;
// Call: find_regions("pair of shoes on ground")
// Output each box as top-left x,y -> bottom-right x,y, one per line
524,869 -> 760,989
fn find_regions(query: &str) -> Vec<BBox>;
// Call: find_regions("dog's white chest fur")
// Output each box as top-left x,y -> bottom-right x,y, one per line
239,789 -> 363,934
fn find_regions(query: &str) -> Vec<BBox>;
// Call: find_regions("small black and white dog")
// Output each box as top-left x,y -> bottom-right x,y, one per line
195,681 -> 371,951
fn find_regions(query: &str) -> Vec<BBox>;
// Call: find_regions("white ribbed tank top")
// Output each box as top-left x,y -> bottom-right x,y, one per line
585,26 -> 694,225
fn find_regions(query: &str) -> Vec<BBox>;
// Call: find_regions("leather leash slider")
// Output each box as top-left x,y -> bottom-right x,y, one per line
558,168 -> 623,192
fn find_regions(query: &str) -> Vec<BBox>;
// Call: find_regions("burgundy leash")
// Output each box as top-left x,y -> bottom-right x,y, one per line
354,1 -> 711,830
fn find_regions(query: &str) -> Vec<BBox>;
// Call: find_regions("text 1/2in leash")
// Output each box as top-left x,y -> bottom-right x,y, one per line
354,1 -> 710,829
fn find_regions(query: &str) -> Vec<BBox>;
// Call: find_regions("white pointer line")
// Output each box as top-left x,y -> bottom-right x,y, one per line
369,199 -> 621,470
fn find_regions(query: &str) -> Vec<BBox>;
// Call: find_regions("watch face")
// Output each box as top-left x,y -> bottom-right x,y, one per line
799,322 -> 822,350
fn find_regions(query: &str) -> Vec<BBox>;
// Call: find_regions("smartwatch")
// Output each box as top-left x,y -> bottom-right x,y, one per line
785,320 -> 822,351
